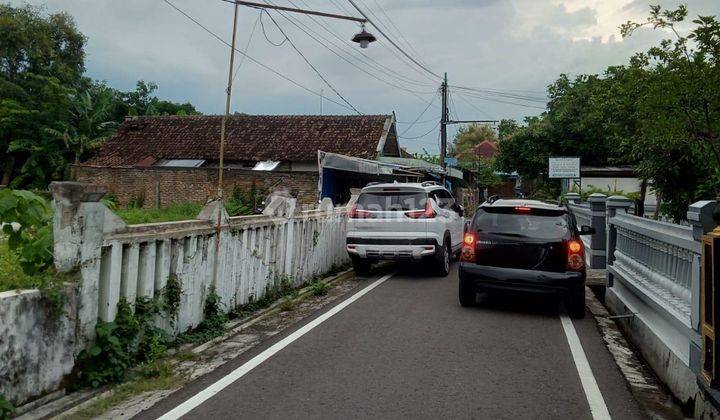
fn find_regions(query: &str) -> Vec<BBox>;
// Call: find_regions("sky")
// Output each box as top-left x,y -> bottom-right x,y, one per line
11,0 -> 720,153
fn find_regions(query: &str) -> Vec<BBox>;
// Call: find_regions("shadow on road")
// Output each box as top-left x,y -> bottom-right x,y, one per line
472,290 -> 563,318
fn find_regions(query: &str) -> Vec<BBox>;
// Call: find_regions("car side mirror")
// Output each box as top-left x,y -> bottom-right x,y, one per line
579,225 -> 595,235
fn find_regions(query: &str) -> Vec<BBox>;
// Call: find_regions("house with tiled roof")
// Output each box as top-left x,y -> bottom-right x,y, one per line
474,140 -> 498,159
75,114 -> 401,208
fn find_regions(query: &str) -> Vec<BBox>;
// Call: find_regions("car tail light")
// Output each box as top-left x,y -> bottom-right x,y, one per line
515,206 -> 532,213
566,239 -> 585,272
460,231 -> 476,262
348,203 -> 370,219
405,201 -> 436,219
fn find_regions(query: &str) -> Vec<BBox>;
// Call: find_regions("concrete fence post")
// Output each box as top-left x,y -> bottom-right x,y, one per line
587,193 -> 607,269
49,181 -> 107,346
565,192 -> 581,204
687,200 -> 717,334
605,195 -> 632,287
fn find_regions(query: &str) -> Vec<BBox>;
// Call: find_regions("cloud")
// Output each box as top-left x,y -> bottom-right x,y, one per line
9,0 -> 717,153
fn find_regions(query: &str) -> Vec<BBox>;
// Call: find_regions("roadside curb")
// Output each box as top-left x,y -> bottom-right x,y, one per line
585,287 -> 684,419
16,268 -> 356,420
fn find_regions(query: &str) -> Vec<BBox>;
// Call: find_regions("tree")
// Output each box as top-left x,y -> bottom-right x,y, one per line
0,4 -> 85,187
453,123 -> 497,166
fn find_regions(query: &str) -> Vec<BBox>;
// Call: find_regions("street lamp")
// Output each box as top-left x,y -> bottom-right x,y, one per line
211,0 -> 376,289
352,24 -> 377,49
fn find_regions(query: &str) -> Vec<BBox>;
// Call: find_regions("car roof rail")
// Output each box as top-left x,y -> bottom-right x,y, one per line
486,195 -> 500,204
421,181 -> 441,187
365,181 -> 383,187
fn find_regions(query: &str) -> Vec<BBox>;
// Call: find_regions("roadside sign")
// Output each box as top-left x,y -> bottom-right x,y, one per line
548,157 -> 580,179
444,157 -> 458,166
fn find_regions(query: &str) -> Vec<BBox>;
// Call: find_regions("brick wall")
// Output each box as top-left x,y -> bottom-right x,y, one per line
74,166 -> 320,208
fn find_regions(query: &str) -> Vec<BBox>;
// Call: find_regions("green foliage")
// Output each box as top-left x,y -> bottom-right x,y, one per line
569,185 -> 639,202
496,5 -> 720,221
0,394 -> 15,420
177,286 -> 227,344
114,202 -> 203,225
225,181 -> 266,216
162,274 -> 182,323
453,123 -> 498,166
77,297 -> 169,388
239,275 -> 295,313
311,279 -> 329,296
411,149 -> 441,166
279,297 -> 296,312
0,189 -> 53,274
0,4 -> 200,189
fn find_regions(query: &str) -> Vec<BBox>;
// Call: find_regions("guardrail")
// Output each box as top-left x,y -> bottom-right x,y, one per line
50,182 -> 350,340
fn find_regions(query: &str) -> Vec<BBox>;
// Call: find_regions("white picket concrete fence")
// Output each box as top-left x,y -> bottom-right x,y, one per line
97,208 -> 349,332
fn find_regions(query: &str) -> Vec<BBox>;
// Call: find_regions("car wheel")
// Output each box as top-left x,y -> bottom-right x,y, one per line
435,240 -> 450,276
352,257 -> 372,276
567,288 -> 586,319
459,277 -> 475,307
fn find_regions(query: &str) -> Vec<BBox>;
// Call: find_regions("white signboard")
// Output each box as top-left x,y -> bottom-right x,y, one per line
548,157 -> 580,179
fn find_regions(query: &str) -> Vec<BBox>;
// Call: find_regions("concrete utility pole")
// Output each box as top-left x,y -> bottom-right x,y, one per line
440,72 -> 448,185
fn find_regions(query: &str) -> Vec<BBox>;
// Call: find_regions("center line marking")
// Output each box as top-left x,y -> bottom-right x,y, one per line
158,272 -> 394,420
560,310 -> 611,420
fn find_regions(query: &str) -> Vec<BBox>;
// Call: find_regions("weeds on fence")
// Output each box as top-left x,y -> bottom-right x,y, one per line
0,394 -> 15,420
176,286 -> 227,344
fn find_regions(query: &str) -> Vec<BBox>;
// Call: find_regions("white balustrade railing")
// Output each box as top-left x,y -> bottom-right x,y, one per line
95,207 -> 349,333
608,211 -> 698,327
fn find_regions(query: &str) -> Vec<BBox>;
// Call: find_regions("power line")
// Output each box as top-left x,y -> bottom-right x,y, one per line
262,0 -> 437,102
289,0 -> 435,88
231,10 -> 261,82
454,90 -> 547,110
273,0 -> 436,91
369,0 -> 429,68
261,9 -> 362,114
452,90 -> 491,118
451,85 -> 548,102
400,121 -> 440,140
399,90 -> 439,136
161,0 -> 357,113
346,0 -> 441,80
259,9 -> 287,46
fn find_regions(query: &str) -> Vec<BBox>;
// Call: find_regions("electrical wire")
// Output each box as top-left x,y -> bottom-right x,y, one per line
261,9 -> 362,114
231,10 -> 261,82
399,121 -> 440,140
259,9 -> 287,46
261,0 -> 437,102
399,90 -> 439,136
369,0 -> 429,69
161,0 -> 357,113
452,90 -> 491,118
346,0 -> 441,80
454,90 -> 547,110
289,0 -> 435,88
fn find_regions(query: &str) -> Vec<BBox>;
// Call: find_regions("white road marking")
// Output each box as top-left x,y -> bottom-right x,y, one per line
560,311 -> 612,420
158,273 -> 394,420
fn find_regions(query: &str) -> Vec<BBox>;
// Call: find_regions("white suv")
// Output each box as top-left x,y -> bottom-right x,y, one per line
346,182 -> 465,276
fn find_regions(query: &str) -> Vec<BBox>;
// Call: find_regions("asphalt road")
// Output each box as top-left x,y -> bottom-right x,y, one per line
140,263 -> 646,419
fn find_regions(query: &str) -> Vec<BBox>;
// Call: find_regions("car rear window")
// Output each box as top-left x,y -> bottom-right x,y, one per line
356,191 -> 426,211
472,207 -> 570,240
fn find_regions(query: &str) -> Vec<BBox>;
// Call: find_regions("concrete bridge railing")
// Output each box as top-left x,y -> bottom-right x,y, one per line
1,182 -> 350,406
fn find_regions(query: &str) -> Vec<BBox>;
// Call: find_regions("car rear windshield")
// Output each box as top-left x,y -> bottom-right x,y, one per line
356,191 -> 427,211
472,207 -> 570,240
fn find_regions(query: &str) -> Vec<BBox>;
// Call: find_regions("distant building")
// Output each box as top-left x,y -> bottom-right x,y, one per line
75,114 -> 401,208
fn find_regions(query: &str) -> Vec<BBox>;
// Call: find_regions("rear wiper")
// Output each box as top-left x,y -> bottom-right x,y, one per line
485,232 -> 528,238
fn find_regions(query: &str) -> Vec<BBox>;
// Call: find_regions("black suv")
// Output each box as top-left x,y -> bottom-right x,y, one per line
458,199 -> 594,318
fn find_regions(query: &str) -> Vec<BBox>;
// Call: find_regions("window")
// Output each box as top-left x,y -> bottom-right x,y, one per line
472,208 -> 570,240
356,191 -> 426,211
156,159 -> 205,168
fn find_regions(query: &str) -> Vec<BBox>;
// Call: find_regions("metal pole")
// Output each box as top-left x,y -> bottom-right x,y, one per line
213,1 -> 239,289
440,72 -> 448,185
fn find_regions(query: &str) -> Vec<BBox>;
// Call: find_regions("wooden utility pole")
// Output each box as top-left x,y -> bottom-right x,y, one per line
440,72 -> 448,185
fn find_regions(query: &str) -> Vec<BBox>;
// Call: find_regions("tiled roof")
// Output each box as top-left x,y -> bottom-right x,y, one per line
84,114 -> 392,167
474,140 -> 499,159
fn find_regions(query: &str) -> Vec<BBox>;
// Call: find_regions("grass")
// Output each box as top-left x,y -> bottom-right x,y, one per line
114,202 -> 204,225
67,363 -> 182,420
0,240 -> 43,292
